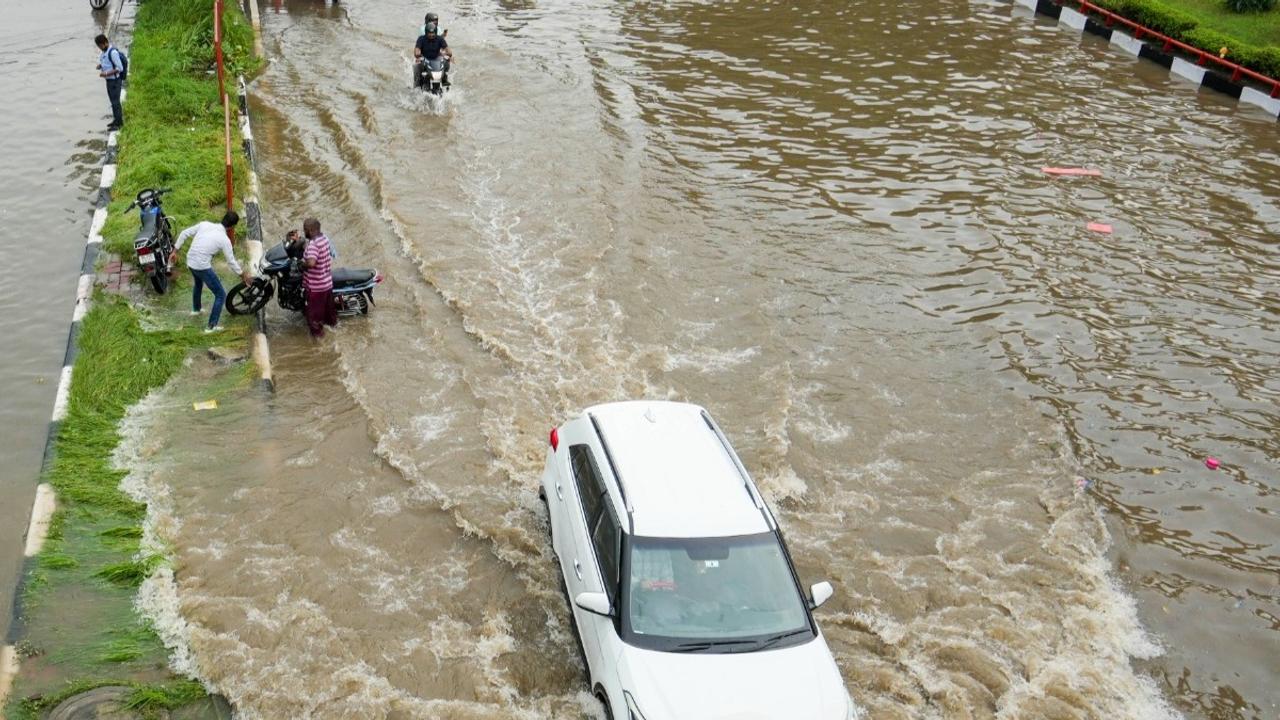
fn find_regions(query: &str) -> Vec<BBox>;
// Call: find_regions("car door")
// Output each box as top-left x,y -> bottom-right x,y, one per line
564,443 -> 608,675
586,501 -> 623,678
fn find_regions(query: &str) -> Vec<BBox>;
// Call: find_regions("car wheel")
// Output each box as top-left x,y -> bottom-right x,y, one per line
595,690 -> 614,720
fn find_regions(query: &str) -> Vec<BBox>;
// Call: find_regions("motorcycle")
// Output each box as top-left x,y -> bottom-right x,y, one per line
225,238 -> 382,318
414,56 -> 451,96
123,187 -> 176,294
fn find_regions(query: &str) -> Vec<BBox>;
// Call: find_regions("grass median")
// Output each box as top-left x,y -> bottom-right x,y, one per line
4,0 -> 260,716
1090,0 -> 1280,78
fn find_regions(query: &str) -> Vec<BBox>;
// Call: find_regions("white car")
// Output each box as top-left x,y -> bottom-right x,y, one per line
539,401 -> 856,720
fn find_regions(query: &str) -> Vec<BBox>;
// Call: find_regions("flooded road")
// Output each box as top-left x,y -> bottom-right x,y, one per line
131,0 -> 1277,718
0,0 -> 132,627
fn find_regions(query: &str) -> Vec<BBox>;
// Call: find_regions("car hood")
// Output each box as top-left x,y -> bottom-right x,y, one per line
617,634 -> 848,720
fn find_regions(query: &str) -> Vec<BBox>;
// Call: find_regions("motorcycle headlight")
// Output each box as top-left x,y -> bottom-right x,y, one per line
623,691 -> 649,720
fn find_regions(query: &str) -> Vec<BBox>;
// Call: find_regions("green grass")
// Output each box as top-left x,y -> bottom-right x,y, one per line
103,0 -> 261,293
5,2 -> 261,716
1161,0 -> 1280,47
1091,0 -> 1280,76
4,301 -> 246,715
6,679 -> 208,720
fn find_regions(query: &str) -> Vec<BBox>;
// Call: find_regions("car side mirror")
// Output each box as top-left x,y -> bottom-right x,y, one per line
810,581 -> 834,609
574,592 -> 613,617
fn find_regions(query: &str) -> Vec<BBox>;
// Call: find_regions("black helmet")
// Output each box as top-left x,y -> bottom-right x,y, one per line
424,12 -> 438,32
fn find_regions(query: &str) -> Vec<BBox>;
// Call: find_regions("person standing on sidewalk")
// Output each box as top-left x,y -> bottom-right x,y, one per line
173,212 -> 253,333
94,34 -> 124,130
300,217 -> 336,338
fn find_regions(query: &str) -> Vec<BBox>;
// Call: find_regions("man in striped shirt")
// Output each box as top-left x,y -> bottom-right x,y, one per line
301,217 -> 337,338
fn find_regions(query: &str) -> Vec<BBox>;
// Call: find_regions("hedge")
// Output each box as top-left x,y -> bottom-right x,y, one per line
1086,0 -> 1280,79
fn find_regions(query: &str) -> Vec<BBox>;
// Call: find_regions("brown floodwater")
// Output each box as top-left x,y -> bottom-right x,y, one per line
121,0 -> 1278,718
0,0 -> 135,628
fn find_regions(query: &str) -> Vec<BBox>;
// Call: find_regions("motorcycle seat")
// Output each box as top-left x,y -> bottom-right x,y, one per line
134,212 -> 157,243
332,268 -> 376,288
264,243 -> 290,264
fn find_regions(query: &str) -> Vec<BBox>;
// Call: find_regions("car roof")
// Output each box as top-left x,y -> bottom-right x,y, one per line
582,401 -> 771,539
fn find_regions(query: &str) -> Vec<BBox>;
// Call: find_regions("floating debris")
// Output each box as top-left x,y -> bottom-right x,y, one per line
1042,167 -> 1102,177
193,400 -> 218,411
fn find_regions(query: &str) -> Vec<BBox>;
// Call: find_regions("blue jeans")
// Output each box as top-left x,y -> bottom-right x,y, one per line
105,78 -> 123,126
190,267 -> 226,328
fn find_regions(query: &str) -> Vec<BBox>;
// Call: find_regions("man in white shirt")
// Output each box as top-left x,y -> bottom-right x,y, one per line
172,211 -> 253,333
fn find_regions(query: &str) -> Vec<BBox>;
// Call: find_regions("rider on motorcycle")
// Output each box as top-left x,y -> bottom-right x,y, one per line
413,14 -> 453,88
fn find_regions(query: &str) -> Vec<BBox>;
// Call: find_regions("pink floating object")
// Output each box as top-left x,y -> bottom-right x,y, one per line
1042,167 -> 1103,177
1205,457 -> 1221,470
1087,222 -> 1113,234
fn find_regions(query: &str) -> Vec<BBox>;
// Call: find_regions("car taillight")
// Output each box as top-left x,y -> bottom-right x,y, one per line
549,427 -> 559,451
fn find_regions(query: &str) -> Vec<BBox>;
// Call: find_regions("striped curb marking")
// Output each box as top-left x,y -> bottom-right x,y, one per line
238,75 -> 274,393
3,50 -> 130,704
1014,0 -> 1280,119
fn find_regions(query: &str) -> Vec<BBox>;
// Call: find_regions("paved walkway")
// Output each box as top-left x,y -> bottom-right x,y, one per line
96,254 -> 138,295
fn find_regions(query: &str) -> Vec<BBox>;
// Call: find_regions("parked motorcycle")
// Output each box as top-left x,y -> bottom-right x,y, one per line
225,238 -> 382,318
124,187 -> 176,294
414,56 -> 451,96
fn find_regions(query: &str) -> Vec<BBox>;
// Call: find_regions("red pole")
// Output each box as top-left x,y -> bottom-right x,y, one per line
214,0 -> 236,241
214,0 -> 225,96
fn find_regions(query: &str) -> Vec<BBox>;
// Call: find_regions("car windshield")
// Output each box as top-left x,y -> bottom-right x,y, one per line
623,532 -> 813,651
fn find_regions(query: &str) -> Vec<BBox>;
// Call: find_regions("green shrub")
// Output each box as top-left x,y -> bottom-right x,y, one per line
1224,0 -> 1276,12
1184,26 -> 1280,76
1093,0 -> 1200,36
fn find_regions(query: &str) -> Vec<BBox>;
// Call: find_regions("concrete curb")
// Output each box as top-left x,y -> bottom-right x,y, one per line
1014,0 -> 1280,120
0,78 -> 127,711
238,75 -> 274,393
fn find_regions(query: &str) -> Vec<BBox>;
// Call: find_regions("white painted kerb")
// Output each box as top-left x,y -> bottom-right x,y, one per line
51,365 -> 73,422
1059,7 -> 1088,31
1171,57 -> 1207,86
23,484 -> 56,557
1240,86 -> 1280,116
0,645 -> 17,708
1109,30 -> 1144,57
99,164 -> 117,189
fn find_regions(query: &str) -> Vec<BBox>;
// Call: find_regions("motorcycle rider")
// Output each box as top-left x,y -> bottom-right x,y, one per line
413,15 -> 453,88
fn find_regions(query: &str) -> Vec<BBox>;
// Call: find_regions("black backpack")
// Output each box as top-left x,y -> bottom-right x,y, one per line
110,47 -> 128,82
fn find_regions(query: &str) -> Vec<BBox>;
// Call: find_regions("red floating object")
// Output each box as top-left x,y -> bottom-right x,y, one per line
1205,457 -> 1221,470
1042,167 -> 1103,177
1087,222 -> 1113,234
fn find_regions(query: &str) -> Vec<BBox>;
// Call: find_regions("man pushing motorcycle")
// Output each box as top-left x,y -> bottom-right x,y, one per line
296,218 -> 337,339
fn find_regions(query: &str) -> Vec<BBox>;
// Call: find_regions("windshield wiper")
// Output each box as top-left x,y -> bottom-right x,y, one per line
755,628 -> 810,651
670,639 -> 758,653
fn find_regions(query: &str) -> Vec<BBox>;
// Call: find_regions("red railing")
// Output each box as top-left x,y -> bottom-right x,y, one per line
1071,0 -> 1280,98
214,0 -> 236,241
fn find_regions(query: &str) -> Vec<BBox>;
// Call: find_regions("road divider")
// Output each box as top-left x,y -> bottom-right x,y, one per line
1012,0 -> 1280,120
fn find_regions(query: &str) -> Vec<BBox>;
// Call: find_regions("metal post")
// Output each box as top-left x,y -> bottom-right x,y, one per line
214,0 -> 236,241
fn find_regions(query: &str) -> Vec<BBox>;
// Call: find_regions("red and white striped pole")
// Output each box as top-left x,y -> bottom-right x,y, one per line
214,0 -> 236,241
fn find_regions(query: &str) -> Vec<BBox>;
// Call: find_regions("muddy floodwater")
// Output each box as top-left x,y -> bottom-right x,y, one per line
0,0 -> 134,628
117,1 -> 1280,719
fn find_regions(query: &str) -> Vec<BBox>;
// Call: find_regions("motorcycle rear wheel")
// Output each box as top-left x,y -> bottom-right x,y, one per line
149,269 -> 168,294
227,279 -> 274,315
